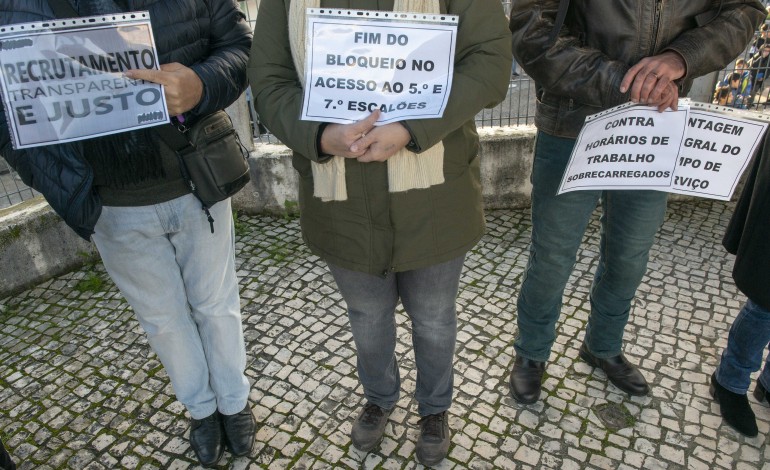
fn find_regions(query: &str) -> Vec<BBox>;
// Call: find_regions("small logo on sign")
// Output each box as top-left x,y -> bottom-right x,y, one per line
137,110 -> 165,124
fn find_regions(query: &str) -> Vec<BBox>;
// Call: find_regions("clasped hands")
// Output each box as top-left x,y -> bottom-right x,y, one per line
620,51 -> 687,112
319,110 -> 411,163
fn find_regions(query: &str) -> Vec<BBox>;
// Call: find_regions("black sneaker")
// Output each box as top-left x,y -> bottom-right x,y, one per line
189,412 -> 225,468
222,405 -> 256,457
416,411 -> 450,466
351,403 -> 391,451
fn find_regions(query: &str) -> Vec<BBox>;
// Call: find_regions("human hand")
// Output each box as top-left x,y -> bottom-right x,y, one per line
350,122 -> 411,163
320,111 -> 380,158
124,63 -> 203,115
620,51 -> 686,112
653,81 -> 680,112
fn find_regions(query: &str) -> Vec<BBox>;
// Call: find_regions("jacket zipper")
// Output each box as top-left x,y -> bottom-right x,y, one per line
652,0 -> 664,53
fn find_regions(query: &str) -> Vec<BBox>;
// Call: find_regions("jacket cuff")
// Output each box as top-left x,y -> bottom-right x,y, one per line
315,123 -> 333,163
399,121 -> 420,153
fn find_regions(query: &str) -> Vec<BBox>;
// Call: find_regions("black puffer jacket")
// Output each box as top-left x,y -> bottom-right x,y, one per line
0,0 -> 252,239
510,0 -> 766,139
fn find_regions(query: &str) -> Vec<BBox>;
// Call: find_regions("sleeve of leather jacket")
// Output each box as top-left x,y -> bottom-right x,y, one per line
664,1 -> 766,82
400,0 -> 512,153
188,0 -> 253,117
511,0 -> 765,109
247,0 -> 327,162
509,0 -> 630,109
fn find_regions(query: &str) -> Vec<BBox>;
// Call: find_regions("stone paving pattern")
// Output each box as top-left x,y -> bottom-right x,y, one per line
1,199 -> 769,469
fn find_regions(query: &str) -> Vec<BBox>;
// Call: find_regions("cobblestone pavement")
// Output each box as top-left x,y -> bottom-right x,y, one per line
1,199 -> 768,470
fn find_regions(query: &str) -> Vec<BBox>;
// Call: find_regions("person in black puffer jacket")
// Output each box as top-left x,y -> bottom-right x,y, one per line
0,1 -> 255,467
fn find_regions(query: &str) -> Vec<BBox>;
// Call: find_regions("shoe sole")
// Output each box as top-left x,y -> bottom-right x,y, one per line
508,381 -> 539,405
579,349 -> 649,396
417,453 -> 447,467
351,438 -> 383,453
754,382 -> 770,407
227,440 -> 255,458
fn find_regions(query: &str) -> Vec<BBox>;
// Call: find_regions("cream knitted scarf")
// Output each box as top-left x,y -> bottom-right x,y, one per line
289,0 -> 445,201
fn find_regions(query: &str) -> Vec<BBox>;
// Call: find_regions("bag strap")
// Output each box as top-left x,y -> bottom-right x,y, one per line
46,0 -> 79,18
154,124 -> 196,153
546,0 -> 570,46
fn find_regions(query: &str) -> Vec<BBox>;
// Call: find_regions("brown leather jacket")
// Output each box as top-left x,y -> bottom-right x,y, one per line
510,0 -> 766,138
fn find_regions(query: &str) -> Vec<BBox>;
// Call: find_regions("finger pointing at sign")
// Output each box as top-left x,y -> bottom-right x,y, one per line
124,63 -> 203,116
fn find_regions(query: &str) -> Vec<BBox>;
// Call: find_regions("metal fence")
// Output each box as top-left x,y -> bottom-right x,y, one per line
713,30 -> 770,111
0,0 -> 529,209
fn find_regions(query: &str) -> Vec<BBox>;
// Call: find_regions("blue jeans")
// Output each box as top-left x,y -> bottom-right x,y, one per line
515,131 -> 668,362
716,299 -> 770,394
328,256 -> 464,416
92,194 -> 249,419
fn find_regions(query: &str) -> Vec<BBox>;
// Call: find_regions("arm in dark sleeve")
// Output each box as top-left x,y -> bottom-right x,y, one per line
509,0 -> 630,109
189,0 -> 254,116
399,0 -> 512,152
664,1 -> 766,81
247,0 -> 326,161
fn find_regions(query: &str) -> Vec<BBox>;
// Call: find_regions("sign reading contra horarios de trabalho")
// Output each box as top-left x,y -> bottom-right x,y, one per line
301,9 -> 457,124
0,12 -> 169,149
558,101 -> 768,201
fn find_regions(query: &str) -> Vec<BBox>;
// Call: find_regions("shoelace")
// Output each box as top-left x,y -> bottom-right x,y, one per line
360,403 -> 385,425
420,412 -> 446,438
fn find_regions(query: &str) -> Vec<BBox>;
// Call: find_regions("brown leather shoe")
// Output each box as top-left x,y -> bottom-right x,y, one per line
579,343 -> 649,396
509,356 -> 546,404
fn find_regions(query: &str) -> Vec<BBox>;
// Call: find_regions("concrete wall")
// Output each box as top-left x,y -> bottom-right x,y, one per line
0,199 -> 98,297
0,126 -> 537,298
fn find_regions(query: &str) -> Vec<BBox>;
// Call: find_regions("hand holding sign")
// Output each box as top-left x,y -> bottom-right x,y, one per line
125,62 -> 203,115
320,110 -> 380,158
620,51 -> 686,111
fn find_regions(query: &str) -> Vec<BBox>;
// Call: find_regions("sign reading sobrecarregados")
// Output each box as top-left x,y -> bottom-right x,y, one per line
558,101 -> 768,201
301,9 -> 458,124
0,12 -> 168,149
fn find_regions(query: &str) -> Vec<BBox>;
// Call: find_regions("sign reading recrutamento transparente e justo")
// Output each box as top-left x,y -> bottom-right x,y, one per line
0,12 -> 169,149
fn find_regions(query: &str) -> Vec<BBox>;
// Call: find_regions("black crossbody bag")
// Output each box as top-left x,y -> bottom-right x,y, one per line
47,0 -> 251,233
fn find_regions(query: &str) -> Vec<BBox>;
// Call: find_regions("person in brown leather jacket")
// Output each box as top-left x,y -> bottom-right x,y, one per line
507,0 -> 766,405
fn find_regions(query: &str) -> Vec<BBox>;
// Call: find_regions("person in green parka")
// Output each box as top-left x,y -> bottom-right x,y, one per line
248,0 -> 511,465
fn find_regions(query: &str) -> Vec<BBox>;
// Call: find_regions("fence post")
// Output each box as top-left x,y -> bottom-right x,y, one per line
689,71 -> 721,104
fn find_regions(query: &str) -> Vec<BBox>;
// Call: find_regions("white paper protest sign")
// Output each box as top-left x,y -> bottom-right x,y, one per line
671,109 -> 767,198
0,12 -> 169,149
558,101 -> 768,200
559,103 -> 688,192
301,9 -> 457,124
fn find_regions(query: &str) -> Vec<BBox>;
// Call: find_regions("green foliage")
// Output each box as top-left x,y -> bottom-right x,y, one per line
233,210 -> 250,237
283,200 -> 299,220
75,272 -> 104,293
